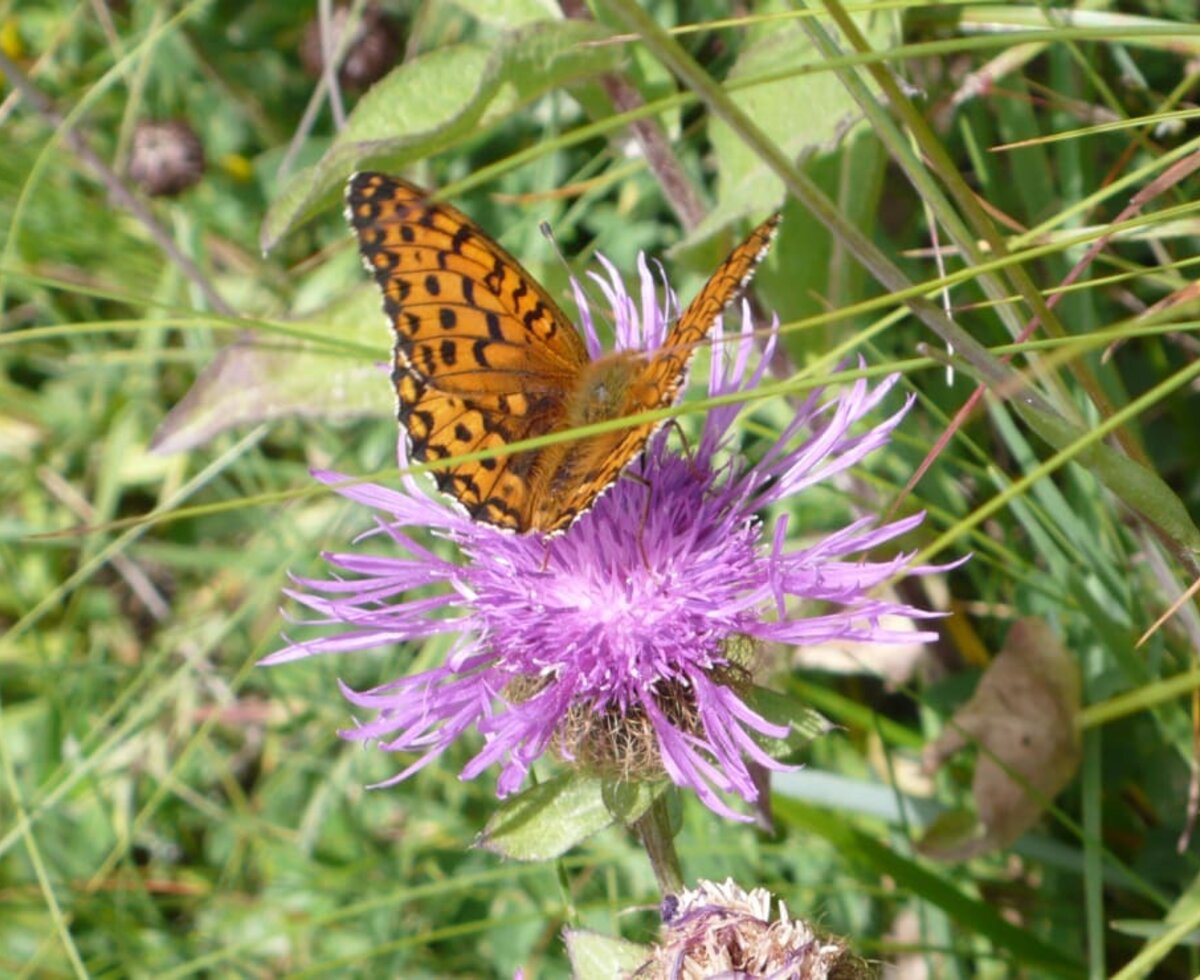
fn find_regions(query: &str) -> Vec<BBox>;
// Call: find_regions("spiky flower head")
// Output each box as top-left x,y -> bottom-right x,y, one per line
264,248 -> 944,821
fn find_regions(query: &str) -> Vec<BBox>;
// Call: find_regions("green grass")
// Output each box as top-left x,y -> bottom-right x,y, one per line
4,1 -> 1200,976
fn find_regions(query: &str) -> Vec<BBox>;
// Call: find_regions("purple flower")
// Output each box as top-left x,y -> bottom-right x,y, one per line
264,253 -> 946,822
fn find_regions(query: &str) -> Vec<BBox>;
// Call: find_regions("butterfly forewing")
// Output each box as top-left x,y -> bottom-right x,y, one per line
635,212 -> 783,408
347,173 -> 587,381
348,171 -> 586,528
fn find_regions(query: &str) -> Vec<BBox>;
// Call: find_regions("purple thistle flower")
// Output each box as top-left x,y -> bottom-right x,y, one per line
264,252 -> 946,822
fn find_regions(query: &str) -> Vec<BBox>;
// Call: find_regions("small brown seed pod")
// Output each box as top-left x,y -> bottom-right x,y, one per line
128,119 -> 205,197
299,3 -> 400,92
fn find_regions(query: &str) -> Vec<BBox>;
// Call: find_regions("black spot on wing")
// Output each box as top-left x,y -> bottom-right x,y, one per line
478,496 -> 522,530
485,311 -> 503,340
472,339 -> 491,367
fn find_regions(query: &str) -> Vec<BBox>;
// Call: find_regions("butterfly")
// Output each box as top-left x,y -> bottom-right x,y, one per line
346,172 -> 780,534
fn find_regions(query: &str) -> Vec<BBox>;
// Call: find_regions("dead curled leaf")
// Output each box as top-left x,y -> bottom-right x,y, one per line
918,618 -> 1082,861
150,286 -> 392,454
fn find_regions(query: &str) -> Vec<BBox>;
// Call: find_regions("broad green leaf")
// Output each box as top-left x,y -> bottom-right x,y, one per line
477,772 -> 614,861
693,1 -> 898,244
755,136 -> 886,346
564,929 -> 649,979
260,20 -> 622,251
150,285 -> 388,454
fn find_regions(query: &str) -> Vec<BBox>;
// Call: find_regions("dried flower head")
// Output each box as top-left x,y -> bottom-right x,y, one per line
636,878 -> 868,980
128,120 -> 205,197
300,2 -> 400,92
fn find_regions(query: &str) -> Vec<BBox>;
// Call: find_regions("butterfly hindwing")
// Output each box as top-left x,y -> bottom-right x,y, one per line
392,364 -> 567,529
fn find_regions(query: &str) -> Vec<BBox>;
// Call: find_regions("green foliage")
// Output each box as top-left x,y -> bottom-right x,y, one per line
260,18 -> 622,249
480,773 -> 634,862
4,0 -> 1200,977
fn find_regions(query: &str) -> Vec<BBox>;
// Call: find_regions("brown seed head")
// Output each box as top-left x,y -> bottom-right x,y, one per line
300,3 -> 400,92
128,120 -> 205,197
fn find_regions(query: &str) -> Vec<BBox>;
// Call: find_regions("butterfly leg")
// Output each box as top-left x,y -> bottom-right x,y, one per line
621,470 -> 654,570
662,418 -> 708,482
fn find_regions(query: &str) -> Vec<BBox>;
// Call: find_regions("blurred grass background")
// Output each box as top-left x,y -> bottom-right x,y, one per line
3,0 -> 1200,976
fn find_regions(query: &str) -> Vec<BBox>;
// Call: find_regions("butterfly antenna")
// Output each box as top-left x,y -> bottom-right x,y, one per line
539,220 -> 616,345
538,219 -> 577,281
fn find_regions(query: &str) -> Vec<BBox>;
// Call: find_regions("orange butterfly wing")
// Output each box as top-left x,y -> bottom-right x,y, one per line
346,171 -> 587,530
528,213 -> 782,532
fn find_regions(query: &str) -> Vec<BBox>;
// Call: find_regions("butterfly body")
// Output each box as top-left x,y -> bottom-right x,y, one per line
525,350 -> 661,527
347,171 -> 779,535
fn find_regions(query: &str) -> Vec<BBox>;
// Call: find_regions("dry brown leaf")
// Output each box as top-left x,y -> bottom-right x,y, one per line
918,618 -> 1082,860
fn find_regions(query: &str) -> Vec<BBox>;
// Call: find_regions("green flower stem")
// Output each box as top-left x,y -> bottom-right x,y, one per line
633,795 -> 684,895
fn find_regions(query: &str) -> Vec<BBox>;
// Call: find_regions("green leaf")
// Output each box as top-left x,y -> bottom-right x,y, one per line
445,0 -> 560,27
943,339 -> 1200,555
1110,920 -> 1200,945
564,929 -> 649,979
744,685 -> 834,760
260,20 -> 622,251
915,808 -> 990,860
477,772 -> 614,861
756,137 -> 886,344
150,285 -> 389,454
1013,397 -> 1200,553
693,5 -> 897,244
601,777 -> 666,824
